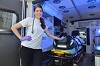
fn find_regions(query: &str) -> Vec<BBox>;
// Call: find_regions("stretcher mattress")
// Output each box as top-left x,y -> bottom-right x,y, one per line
51,46 -> 82,57
66,46 -> 82,54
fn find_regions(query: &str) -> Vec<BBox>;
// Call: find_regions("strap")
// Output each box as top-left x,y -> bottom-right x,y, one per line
72,38 -> 79,52
75,37 -> 83,45
72,38 -> 79,46
31,18 -> 34,34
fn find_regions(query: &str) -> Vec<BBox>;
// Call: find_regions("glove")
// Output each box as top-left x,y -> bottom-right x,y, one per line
20,36 -> 32,41
59,36 -> 65,40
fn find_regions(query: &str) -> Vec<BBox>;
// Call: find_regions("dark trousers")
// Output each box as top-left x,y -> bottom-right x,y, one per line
20,46 -> 42,66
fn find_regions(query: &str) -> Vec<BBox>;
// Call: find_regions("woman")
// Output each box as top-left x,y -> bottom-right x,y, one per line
11,4 -> 65,66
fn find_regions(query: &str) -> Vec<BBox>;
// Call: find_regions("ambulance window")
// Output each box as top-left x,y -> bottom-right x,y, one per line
0,8 -> 18,29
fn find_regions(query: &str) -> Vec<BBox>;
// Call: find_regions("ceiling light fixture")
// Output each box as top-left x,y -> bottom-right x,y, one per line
87,0 -> 96,3
53,0 -> 61,4
89,13 -> 95,16
88,5 -> 96,9
69,16 -> 74,18
59,6 -> 65,9
63,10 -> 69,13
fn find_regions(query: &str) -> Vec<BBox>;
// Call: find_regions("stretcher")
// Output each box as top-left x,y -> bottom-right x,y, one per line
47,35 -> 84,66
47,46 -> 84,66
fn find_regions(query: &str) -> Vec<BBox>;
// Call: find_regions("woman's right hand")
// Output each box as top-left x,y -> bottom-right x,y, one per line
20,36 -> 32,41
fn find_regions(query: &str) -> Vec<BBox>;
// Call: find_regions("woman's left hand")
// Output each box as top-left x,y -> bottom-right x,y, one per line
59,36 -> 66,40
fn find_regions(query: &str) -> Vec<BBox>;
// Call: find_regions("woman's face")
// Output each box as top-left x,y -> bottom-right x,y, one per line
34,7 -> 42,19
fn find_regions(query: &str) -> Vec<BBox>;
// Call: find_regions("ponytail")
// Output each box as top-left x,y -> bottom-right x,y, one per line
40,18 -> 46,29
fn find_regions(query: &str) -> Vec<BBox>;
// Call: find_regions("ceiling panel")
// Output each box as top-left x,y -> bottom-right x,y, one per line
48,0 -> 74,10
74,0 -> 100,6
62,8 -> 80,18
47,0 -> 100,22
73,0 -> 89,6
68,17 -> 81,21
77,2 -> 100,13
82,12 -> 100,19
77,2 -> 100,20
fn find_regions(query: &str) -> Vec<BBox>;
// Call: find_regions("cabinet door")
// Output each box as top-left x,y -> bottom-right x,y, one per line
0,0 -> 22,66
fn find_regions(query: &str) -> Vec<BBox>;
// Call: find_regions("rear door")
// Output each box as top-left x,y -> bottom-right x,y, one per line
0,0 -> 22,66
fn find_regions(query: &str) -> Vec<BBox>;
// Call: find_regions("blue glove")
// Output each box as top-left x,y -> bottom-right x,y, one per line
20,36 -> 32,41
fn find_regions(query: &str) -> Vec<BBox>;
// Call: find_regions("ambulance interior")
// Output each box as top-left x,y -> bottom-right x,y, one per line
0,0 -> 100,66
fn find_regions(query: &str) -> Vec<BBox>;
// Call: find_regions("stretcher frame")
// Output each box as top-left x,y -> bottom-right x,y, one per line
47,46 -> 84,66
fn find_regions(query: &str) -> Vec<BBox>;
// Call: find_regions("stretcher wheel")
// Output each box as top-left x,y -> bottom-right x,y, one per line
73,63 -> 78,66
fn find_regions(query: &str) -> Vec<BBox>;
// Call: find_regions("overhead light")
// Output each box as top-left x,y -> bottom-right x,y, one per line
59,6 -> 65,9
63,10 -> 69,13
98,29 -> 100,33
53,0 -> 61,4
95,46 -> 100,50
69,16 -> 74,18
89,13 -> 95,16
87,0 -> 96,3
88,5 -> 96,9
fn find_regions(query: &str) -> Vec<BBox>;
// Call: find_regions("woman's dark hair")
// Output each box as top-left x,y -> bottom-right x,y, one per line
34,4 -> 46,29
71,30 -> 79,37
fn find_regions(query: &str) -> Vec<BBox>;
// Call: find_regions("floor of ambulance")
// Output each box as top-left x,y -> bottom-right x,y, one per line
42,53 -> 95,66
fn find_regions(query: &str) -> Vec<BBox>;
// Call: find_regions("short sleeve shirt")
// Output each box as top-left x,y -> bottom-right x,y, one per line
19,17 -> 48,49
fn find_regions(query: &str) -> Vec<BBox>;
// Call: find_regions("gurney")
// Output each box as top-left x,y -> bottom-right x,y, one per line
47,36 -> 84,66
47,47 -> 84,66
